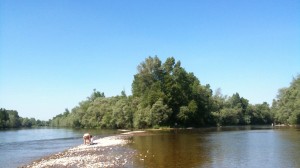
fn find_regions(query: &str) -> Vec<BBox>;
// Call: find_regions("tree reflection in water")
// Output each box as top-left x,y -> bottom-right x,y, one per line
128,130 -> 212,168
127,127 -> 300,168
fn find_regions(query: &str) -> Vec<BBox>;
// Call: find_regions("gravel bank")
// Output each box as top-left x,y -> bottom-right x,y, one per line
21,131 -> 146,168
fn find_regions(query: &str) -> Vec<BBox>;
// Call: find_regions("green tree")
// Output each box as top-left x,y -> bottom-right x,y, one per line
212,93 -> 253,126
48,56 -> 285,129
88,89 -> 105,101
273,75 -> 300,124
7,110 -> 21,128
21,117 -> 32,127
0,108 -> 9,128
132,56 -> 214,127
249,102 -> 272,124
134,104 -> 151,128
150,98 -> 172,127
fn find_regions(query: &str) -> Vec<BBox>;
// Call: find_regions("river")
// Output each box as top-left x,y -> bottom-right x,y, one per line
0,126 -> 299,168
0,128 -> 118,167
129,126 -> 300,168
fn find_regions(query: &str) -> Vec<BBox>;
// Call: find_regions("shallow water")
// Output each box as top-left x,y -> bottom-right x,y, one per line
0,128 -> 118,167
129,126 -> 300,168
1,126 -> 299,168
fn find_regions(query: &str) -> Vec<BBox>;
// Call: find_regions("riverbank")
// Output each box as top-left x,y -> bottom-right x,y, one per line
21,131 -> 146,168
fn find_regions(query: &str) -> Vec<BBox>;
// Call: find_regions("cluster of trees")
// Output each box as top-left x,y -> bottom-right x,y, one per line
0,108 -> 48,129
50,91 -> 133,128
50,56 -> 299,128
272,76 -> 300,125
211,92 -> 273,126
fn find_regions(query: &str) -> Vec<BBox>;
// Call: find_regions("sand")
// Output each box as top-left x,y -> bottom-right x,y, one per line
22,131 -> 146,168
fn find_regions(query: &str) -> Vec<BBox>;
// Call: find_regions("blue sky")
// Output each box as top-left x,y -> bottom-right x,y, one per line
0,0 -> 299,120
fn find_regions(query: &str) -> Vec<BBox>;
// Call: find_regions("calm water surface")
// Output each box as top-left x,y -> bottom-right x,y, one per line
0,126 -> 299,168
0,128 -> 118,167
129,126 -> 300,168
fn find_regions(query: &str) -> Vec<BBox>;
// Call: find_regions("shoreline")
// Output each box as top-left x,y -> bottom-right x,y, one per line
21,131 -> 147,168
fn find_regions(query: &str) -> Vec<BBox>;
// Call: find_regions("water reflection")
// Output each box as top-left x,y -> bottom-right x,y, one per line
207,127 -> 300,167
128,127 -> 300,168
275,128 -> 300,167
129,130 -> 212,168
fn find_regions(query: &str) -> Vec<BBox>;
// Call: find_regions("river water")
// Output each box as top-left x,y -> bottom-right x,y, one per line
0,126 -> 299,168
129,126 -> 300,168
0,128 -> 118,167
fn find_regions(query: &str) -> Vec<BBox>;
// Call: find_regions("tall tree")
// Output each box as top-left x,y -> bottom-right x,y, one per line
132,56 -> 214,127
273,75 -> 300,124
0,108 -> 9,128
7,110 -> 21,128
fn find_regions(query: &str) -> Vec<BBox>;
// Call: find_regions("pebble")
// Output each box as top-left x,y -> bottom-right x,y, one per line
22,135 -> 137,168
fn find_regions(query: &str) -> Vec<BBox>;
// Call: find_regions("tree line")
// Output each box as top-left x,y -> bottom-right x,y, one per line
49,56 -> 300,128
3,56 -> 298,129
0,108 -> 49,129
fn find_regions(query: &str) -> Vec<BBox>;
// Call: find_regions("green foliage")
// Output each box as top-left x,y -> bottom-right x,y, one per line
7,110 -> 21,128
249,102 -> 272,124
211,91 -> 273,126
21,117 -> 33,127
0,108 -> 48,129
132,56 -> 214,127
0,108 -> 9,129
48,57 -> 299,129
150,98 -> 172,126
273,75 -> 300,125
133,104 -> 151,129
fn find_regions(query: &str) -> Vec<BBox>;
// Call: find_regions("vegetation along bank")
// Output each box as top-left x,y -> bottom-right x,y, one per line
1,56 -> 299,129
